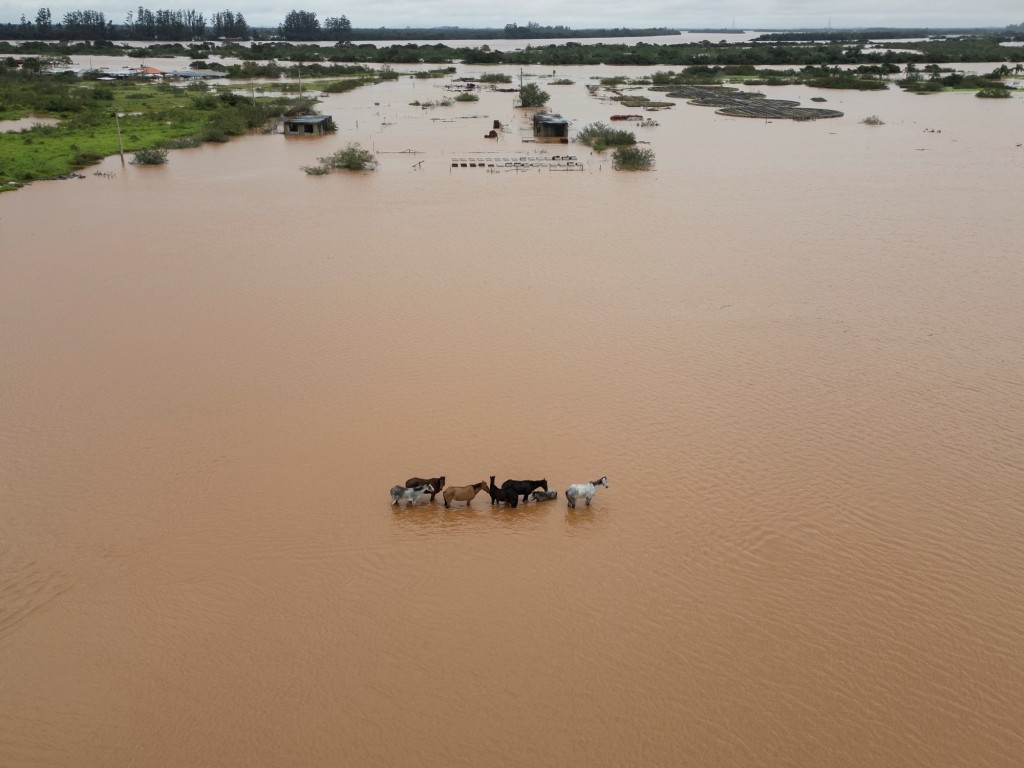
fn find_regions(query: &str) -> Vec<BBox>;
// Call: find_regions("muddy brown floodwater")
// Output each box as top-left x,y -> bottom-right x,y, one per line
2,65 -> 1023,768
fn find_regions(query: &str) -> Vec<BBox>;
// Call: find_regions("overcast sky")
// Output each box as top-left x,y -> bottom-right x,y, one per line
1,1 -> 1020,30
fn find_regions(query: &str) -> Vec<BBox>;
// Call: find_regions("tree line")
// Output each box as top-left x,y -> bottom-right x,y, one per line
0,9 -> 672,42
0,7 -> 350,41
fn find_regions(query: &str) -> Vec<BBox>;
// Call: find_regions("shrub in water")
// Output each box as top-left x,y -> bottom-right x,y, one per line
303,142 -> 378,174
861,115 -> 885,125
576,122 -> 637,151
130,148 -> 169,165
612,145 -> 655,171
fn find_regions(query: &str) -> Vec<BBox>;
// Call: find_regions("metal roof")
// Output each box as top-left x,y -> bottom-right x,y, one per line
284,115 -> 332,124
533,113 -> 569,125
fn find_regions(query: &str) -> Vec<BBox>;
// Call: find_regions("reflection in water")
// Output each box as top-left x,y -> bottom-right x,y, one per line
391,501 -> 555,534
1,62 -> 1023,768
563,507 -> 602,534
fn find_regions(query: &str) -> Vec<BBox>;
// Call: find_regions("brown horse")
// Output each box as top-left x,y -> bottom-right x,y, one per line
443,481 -> 488,508
406,476 -> 445,502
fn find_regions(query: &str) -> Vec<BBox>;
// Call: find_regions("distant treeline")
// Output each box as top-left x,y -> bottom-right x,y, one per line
754,26 -> 1024,42
5,36 -> 1023,67
0,9 -> 676,41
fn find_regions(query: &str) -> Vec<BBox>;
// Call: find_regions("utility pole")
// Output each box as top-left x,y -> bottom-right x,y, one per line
114,112 -> 125,164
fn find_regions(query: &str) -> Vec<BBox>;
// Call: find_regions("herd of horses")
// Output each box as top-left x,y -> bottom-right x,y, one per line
390,475 -> 609,509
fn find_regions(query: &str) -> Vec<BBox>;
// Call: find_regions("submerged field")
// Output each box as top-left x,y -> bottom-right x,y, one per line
1,58 -> 1023,768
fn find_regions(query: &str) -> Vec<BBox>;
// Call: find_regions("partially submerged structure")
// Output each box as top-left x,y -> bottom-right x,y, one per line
282,115 -> 333,136
165,69 -> 228,80
532,113 -> 570,143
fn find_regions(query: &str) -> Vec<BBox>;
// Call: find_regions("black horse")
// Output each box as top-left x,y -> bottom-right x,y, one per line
488,476 -> 509,505
500,478 -> 548,508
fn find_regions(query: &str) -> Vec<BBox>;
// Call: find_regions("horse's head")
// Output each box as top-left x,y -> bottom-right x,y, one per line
599,476 -> 608,488
437,476 -> 446,489
540,479 -> 548,491
422,483 -> 434,493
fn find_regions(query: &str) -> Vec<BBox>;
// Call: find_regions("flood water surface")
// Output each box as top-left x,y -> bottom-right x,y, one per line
1,71 -> 1023,767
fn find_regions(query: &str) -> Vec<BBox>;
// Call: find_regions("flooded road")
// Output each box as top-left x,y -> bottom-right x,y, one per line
2,68 -> 1023,767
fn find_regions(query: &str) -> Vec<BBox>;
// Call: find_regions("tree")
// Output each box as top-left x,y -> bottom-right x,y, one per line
35,7 -> 52,34
324,15 -> 351,43
280,10 -> 320,41
212,10 -> 249,39
517,82 -> 549,107
62,10 -> 108,40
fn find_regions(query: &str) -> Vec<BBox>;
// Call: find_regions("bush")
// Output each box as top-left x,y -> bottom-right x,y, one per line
976,88 -> 1012,98
612,146 -> 655,171
454,92 -> 479,102
130,147 -> 168,165
479,73 -> 512,83
302,142 -> 377,174
575,121 -> 636,151
861,115 -> 885,125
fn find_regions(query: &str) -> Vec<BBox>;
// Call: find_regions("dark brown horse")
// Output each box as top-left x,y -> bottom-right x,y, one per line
406,476 -> 445,502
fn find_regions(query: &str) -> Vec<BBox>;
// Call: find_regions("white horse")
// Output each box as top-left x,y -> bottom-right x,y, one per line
565,476 -> 608,508
391,483 -> 433,506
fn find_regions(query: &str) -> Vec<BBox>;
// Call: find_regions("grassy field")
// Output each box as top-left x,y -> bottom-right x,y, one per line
1,71 -> 372,190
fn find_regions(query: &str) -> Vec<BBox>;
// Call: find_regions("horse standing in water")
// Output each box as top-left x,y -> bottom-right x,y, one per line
500,478 -> 548,508
565,476 -> 608,508
488,476 -> 510,505
443,481 -> 488,508
406,476 -> 445,503
391,483 -> 434,507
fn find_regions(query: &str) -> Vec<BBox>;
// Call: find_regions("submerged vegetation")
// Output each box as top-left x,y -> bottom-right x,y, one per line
612,146 -> 655,171
1,32 -> 1018,190
575,122 -> 637,152
7,35 -> 1022,70
130,147 -> 168,164
517,82 -> 550,108
302,143 -> 377,174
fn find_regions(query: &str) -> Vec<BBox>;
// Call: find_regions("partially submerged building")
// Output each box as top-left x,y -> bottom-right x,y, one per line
532,113 -> 570,143
166,69 -> 228,80
282,115 -> 333,136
